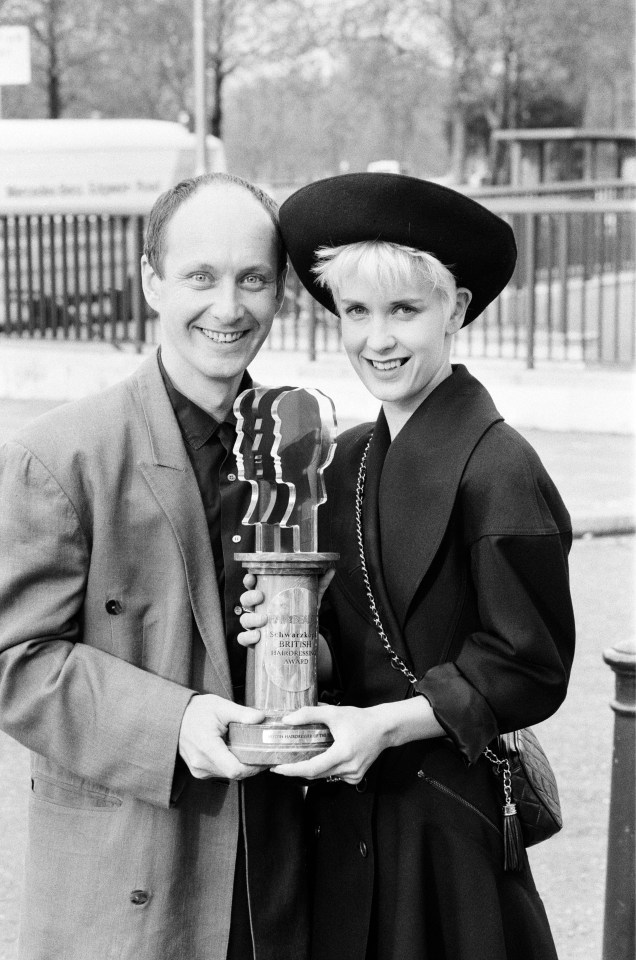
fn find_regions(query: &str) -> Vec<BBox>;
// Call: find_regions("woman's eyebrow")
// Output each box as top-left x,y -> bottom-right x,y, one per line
338,296 -> 425,306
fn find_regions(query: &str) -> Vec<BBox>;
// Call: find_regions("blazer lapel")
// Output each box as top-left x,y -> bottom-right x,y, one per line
133,353 -> 233,700
379,365 -> 503,629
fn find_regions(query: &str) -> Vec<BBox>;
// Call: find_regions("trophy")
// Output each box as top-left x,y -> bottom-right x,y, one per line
227,386 -> 338,764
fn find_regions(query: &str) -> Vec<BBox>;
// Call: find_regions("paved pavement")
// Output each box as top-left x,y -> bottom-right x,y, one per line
2,337 -> 635,431
0,534 -> 632,960
1,339 -> 634,536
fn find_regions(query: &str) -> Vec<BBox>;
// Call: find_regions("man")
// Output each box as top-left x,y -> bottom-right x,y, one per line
0,173 -> 307,960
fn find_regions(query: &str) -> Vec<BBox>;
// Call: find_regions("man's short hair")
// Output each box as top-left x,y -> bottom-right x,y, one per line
312,241 -> 458,315
144,172 -> 287,278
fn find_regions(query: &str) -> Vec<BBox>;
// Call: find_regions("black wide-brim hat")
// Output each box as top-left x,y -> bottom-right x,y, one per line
279,173 -> 517,325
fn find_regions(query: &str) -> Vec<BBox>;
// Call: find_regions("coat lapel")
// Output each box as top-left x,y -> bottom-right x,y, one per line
361,412 -> 416,672
328,416 -> 417,677
379,365 -> 503,629
133,353 -> 233,700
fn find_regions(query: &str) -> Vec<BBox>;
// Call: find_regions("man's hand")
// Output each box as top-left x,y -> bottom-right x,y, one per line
178,694 -> 267,780
236,573 -> 268,647
237,570 -> 334,648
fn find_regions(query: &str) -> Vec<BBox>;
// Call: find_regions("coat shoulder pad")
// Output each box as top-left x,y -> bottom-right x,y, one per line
5,377 -> 140,489
461,421 -> 571,540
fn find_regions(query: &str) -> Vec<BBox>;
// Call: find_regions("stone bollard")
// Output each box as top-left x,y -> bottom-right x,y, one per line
602,638 -> 635,960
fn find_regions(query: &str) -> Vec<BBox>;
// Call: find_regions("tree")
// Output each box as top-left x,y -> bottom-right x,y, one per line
582,0 -> 634,127
101,0 -> 314,138
203,0 -> 314,138
224,43 -> 448,183
1,0 -> 630,184
0,0 -> 313,130
392,0 -> 617,182
0,0 -> 115,117
91,0 -> 193,120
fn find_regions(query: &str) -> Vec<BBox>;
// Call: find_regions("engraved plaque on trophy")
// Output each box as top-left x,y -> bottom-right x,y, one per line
227,386 -> 338,764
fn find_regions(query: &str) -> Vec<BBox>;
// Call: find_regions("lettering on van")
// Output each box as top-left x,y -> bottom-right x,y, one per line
6,184 -> 82,198
4,180 -> 162,200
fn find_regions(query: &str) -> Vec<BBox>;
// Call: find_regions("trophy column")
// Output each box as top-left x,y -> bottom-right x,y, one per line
226,384 -> 338,766
228,551 -> 338,764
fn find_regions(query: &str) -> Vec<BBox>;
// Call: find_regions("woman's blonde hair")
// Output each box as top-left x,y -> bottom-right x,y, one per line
311,241 -> 458,313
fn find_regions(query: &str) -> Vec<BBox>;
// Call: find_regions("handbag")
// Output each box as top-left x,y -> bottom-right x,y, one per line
354,439 -> 563,871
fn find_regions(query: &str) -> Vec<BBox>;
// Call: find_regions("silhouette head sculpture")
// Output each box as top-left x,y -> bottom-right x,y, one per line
234,386 -> 336,552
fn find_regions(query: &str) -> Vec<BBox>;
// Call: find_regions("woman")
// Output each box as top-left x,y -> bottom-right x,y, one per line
240,174 -> 575,960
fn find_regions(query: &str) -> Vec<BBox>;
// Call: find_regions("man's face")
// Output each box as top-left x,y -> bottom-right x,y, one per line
142,184 -> 284,405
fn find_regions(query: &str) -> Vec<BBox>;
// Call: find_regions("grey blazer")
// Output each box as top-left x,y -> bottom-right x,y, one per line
0,352 -> 307,960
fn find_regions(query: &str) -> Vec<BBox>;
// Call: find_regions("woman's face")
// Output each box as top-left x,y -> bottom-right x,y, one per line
335,272 -> 469,418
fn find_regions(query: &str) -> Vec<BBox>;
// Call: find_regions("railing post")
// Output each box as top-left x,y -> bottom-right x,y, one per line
602,637 -> 635,960
1,216 -> 11,333
131,215 -> 146,352
307,293 -> 317,363
525,211 -> 537,369
558,212 -> 569,340
292,271 -> 302,351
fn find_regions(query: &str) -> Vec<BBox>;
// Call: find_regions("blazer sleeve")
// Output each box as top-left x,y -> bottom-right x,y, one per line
414,427 -> 575,764
0,441 -> 196,809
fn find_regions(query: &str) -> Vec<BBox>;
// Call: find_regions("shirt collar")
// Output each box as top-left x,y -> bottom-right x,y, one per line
157,348 -> 252,451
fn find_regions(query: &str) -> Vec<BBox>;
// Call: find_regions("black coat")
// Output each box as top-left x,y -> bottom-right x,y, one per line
310,365 -> 575,960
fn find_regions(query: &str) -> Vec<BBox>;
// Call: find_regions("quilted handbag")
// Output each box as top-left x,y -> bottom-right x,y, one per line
501,728 -> 562,846
484,727 -> 563,869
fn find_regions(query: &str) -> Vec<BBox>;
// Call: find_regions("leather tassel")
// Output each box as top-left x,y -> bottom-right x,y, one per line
503,802 -> 524,871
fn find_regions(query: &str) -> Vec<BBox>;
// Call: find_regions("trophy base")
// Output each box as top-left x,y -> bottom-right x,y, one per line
228,719 -> 333,765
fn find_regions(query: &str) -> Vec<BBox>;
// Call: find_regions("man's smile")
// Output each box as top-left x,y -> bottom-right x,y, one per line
195,327 -> 247,343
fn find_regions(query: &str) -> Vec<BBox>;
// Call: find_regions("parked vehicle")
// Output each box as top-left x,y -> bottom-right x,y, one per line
0,119 -> 227,338
0,118 -> 226,213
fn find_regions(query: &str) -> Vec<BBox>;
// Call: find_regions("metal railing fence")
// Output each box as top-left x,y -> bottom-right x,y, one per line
457,199 -> 635,367
1,199 -> 634,366
0,212 -> 147,345
465,179 -> 636,201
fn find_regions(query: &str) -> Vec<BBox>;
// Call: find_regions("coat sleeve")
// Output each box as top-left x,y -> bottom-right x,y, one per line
414,426 -> 575,764
0,441 -> 196,808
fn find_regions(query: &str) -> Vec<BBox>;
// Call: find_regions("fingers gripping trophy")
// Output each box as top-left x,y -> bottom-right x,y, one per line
228,386 -> 339,763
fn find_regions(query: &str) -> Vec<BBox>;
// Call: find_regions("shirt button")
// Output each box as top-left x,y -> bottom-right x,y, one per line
359,841 -> 368,858
232,535 -> 241,543
314,824 -> 321,838
227,473 -> 237,481
105,599 -> 122,615
130,889 -> 149,905
234,605 -> 243,616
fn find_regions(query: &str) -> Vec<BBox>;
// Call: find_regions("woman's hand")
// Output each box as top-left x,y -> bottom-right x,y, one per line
271,704 -> 390,785
272,696 -> 445,784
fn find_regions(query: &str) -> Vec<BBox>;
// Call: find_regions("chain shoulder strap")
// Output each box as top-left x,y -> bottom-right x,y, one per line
355,437 -> 512,793
355,438 -> 418,685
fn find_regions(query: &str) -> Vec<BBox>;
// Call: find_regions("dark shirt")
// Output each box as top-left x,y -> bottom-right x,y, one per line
158,351 -> 254,699
158,354 -> 258,960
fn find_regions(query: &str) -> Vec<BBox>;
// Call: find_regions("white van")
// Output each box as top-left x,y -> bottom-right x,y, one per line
0,118 -> 226,213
